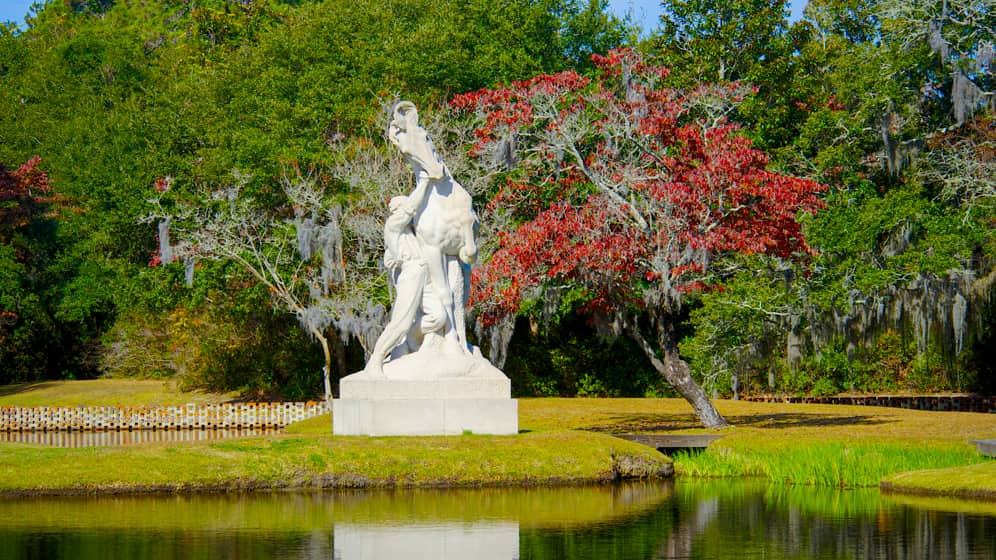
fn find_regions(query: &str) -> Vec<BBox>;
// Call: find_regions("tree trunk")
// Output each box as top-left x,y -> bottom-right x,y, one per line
313,328 -> 333,404
328,327 -> 348,382
626,321 -> 729,429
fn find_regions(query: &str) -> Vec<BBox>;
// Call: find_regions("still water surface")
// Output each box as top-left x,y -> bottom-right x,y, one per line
0,480 -> 993,559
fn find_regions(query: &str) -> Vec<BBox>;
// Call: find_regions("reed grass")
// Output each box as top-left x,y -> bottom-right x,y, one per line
673,441 -> 984,488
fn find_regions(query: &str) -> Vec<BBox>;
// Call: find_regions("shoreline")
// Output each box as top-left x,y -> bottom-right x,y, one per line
0,469 -> 668,499
0,429 -> 673,498
881,481 -> 996,502
3,396 -> 994,501
6,463 -> 994,501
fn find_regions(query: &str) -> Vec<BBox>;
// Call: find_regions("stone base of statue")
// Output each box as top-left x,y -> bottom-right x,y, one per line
333,347 -> 518,436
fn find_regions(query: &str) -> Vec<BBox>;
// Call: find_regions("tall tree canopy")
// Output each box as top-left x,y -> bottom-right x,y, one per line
452,50 -> 825,426
0,0 -> 631,389
1,0 -> 995,402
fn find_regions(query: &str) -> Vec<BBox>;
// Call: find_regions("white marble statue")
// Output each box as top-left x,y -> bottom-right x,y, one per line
335,102 -> 517,436
361,101 -> 493,380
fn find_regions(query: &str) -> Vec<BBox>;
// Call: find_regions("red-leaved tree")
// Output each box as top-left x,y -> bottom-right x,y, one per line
452,49 -> 825,427
1,156 -> 54,331
0,156 -> 52,238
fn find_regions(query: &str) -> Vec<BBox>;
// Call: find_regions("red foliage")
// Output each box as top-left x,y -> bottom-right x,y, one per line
0,156 -> 53,234
456,49 -> 826,326
471,197 -> 647,323
152,176 -> 173,193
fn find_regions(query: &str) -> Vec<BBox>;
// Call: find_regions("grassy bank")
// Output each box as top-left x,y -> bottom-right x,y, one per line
516,398 -> 995,489
881,462 -> 996,500
2,391 -> 994,495
0,429 -> 670,495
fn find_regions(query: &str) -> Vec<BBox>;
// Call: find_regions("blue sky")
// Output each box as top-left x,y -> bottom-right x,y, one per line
0,0 -> 36,26
609,0 -> 808,31
2,1 -> 808,30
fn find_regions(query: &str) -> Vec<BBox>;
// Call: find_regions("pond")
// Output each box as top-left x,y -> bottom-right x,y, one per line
1,480 -> 993,559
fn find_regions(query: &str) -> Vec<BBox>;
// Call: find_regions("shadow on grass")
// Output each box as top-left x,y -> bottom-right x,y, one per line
0,382 -> 50,399
585,412 -> 893,433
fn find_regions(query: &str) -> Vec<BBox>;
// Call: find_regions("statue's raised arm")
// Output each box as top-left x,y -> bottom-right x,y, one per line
388,101 -> 445,182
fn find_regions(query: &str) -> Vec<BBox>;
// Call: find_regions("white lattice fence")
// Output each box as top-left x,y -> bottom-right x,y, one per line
0,401 -> 330,431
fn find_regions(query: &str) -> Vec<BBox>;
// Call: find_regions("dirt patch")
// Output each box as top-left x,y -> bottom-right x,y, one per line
612,454 -> 674,480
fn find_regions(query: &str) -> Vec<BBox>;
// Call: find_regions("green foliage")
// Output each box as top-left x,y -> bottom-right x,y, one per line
680,257 -> 795,396
102,275 -> 327,400
501,317 -> 671,398
0,0 -> 629,392
682,169 -> 989,396
2,0 -> 994,399
675,440 -> 984,488
654,0 -> 789,84
675,0 -> 996,394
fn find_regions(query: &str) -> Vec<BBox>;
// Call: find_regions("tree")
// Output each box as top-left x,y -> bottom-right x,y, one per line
922,117 -> 996,223
0,156 -> 61,382
650,1 -> 819,155
144,141 -> 409,401
1,156 -> 53,335
0,0 -> 630,388
879,0 -> 995,125
0,156 -> 52,236
654,0 -> 790,84
452,49 -> 825,427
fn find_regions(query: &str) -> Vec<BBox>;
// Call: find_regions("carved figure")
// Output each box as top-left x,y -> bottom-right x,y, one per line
363,195 -> 446,377
363,101 -> 479,377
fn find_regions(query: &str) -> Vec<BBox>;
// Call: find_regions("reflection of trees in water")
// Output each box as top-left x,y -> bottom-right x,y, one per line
1,482 -> 993,559
521,482 -> 993,559
657,495 -> 719,558
675,482 -> 993,559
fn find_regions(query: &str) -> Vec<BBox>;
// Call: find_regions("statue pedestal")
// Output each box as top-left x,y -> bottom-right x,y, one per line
333,354 -> 519,436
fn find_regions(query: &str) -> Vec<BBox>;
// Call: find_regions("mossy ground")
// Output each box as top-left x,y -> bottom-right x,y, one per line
1,388 -> 994,497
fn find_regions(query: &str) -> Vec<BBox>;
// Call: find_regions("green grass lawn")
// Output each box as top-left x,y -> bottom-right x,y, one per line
882,461 -> 996,499
0,379 -> 237,407
520,398 -> 996,491
0,430 -> 669,494
2,386 -> 995,497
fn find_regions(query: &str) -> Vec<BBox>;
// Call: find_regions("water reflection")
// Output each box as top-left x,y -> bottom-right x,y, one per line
335,522 -> 518,560
0,481 -> 992,559
0,428 -> 278,447
651,480 -> 996,560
